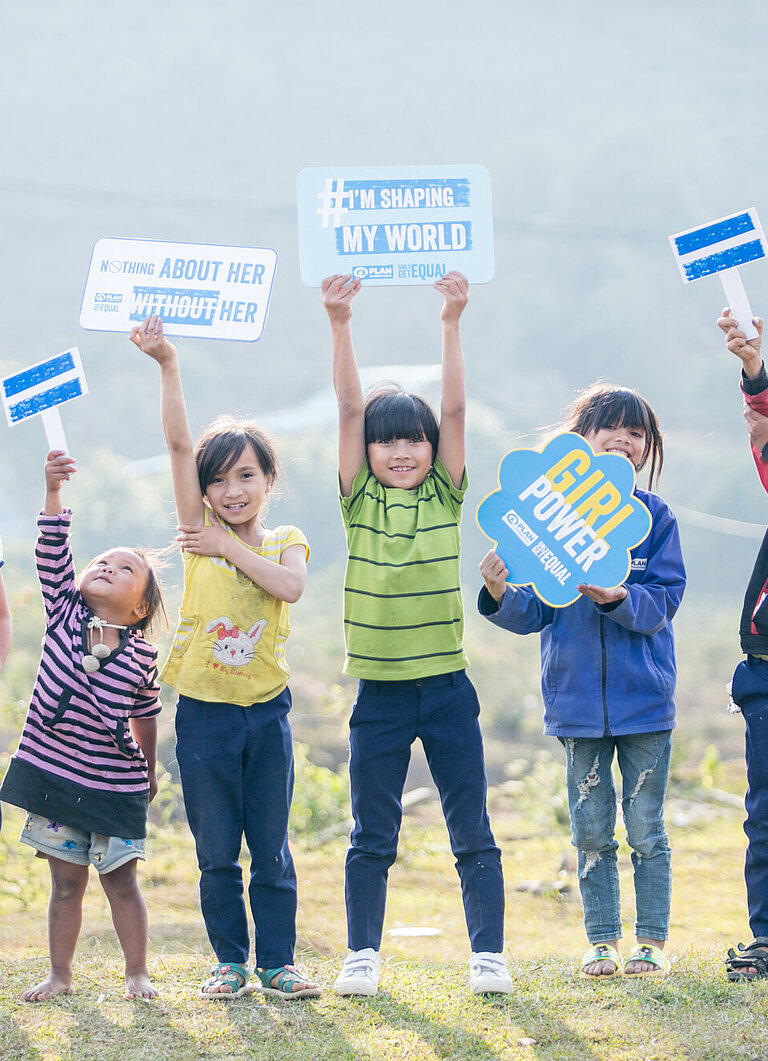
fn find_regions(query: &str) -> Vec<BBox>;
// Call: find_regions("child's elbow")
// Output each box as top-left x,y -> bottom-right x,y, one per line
336,395 -> 364,421
282,575 -> 306,604
442,397 -> 467,422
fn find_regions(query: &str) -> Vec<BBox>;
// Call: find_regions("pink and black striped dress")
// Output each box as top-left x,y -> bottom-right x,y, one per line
0,510 -> 161,838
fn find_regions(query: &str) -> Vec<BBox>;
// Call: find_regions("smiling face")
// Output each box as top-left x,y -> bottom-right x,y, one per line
79,549 -> 150,626
583,423 -> 648,469
203,444 -> 273,526
366,435 -> 434,490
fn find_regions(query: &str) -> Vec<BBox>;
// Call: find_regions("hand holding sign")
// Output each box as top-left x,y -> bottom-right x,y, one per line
129,315 -> 178,367
2,348 -> 88,454
717,308 -> 764,380
669,208 -> 766,340
477,433 -> 651,608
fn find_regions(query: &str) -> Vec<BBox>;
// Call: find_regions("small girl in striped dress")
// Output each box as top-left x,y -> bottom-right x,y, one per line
1,450 -> 166,1002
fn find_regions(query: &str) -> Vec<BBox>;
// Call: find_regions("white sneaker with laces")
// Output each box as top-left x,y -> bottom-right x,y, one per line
469,951 -> 512,994
334,948 -> 382,996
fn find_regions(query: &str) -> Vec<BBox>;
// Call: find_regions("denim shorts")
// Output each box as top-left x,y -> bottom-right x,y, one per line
20,812 -> 146,874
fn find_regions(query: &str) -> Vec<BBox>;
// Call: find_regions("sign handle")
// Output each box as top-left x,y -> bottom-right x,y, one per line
40,408 -> 68,454
720,267 -> 759,340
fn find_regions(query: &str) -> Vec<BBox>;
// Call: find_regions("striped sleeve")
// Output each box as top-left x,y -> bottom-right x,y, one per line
35,509 -> 77,623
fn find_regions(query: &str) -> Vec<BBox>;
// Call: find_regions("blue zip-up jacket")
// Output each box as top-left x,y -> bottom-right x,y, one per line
478,489 -> 686,738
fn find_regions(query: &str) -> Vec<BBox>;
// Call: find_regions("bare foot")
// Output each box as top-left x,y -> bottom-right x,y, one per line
726,942 -> 768,979
200,962 -> 251,998
124,971 -> 158,1000
582,957 -> 619,977
580,941 -> 620,979
624,939 -> 666,977
260,964 -> 322,998
23,972 -> 73,1002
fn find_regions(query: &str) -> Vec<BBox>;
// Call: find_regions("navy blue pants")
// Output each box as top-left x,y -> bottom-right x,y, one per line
733,656 -> 768,937
175,691 -> 298,969
345,670 -> 504,952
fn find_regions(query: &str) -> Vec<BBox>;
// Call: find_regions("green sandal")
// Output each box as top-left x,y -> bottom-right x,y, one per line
623,944 -> 667,978
200,961 -> 253,999
579,943 -> 621,979
256,964 -> 321,1000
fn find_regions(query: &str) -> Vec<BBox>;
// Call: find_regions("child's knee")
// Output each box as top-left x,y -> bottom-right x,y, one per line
48,859 -> 89,901
99,858 -> 139,899
626,824 -> 670,861
51,876 -> 87,902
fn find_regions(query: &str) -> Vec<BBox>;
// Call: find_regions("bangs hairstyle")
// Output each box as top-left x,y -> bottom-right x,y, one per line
364,387 -> 439,456
194,416 -> 280,495
560,383 -> 664,489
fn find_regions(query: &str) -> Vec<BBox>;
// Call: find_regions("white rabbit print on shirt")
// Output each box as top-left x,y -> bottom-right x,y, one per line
205,616 -> 268,667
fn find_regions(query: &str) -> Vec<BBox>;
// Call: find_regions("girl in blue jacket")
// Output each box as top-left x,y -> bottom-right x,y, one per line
478,383 -> 685,980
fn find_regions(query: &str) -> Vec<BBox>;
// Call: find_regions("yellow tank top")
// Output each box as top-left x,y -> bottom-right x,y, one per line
161,515 -> 309,706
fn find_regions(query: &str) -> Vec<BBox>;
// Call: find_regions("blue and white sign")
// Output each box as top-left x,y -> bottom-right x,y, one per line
477,433 -> 651,608
297,165 -> 494,286
79,238 -> 278,342
2,347 -> 87,452
669,208 -> 766,340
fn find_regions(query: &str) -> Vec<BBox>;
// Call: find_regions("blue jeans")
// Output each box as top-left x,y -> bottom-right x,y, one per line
175,691 -> 297,969
345,670 -> 504,953
732,656 -> 768,937
559,731 -> 672,943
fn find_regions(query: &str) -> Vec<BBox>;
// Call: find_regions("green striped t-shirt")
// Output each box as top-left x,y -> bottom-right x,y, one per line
339,456 -> 470,680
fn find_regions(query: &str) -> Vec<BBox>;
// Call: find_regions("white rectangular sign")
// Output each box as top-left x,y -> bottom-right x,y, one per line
297,165 -> 494,286
2,348 -> 87,428
669,208 -> 766,340
79,238 -> 278,342
669,208 -> 766,284
2,347 -> 87,452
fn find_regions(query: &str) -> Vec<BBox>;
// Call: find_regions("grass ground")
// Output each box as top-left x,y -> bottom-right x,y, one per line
1,763 -> 767,1061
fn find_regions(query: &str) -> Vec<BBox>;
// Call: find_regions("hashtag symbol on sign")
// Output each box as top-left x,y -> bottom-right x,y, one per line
316,179 -> 350,228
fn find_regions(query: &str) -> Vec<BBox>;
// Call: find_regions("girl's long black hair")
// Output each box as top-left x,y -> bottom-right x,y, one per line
558,382 -> 664,489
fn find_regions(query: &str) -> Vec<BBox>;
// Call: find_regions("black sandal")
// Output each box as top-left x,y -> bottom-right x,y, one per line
725,937 -> 768,981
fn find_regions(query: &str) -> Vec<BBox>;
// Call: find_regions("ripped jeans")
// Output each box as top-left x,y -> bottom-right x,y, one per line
559,731 -> 672,944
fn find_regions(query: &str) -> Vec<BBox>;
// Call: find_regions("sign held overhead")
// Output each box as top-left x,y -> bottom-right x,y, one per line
669,208 -> 766,340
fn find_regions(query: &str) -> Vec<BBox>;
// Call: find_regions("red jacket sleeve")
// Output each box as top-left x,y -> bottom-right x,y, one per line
742,384 -> 768,494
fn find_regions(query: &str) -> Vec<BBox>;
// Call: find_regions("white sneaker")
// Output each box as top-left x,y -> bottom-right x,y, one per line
334,948 -> 381,996
469,952 -> 512,994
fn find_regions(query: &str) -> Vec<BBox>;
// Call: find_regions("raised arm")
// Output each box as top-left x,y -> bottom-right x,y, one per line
130,316 -> 204,526
44,450 -> 77,516
322,275 -> 365,496
434,272 -> 468,488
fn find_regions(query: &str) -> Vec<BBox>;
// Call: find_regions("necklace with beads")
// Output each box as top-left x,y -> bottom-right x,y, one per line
82,615 -> 127,673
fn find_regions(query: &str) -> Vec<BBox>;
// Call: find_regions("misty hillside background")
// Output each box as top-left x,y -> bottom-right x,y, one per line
2,1 -> 768,767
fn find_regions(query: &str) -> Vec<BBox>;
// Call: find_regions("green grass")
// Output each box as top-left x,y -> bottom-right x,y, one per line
1,770 -> 768,1061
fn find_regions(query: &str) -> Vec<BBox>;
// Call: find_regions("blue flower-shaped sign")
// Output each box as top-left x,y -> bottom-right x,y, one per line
477,432 -> 652,608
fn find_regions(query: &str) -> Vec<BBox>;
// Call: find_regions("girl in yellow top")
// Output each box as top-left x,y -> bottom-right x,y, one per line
132,316 -> 319,1001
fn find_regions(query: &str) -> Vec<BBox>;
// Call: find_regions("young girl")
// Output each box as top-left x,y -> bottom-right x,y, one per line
479,384 -> 685,980
321,272 -> 510,997
132,315 -> 319,1001
0,450 -> 165,1001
